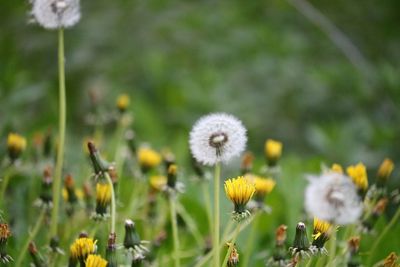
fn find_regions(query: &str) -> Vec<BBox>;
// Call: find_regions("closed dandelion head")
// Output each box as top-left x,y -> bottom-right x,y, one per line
137,147 -> 162,173
347,163 -> 368,192
116,94 -> 130,113
311,217 -> 333,253
224,176 -> 255,221
377,158 -> 394,184
92,182 -> 111,220
264,139 -> 282,166
7,132 -> 27,162
331,163 -> 343,174
290,222 -> 311,258
189,113 -> 247,166
123,220 -> 149,259
85,254 -> 107,267
149,175 -> 167,192
305,172 -> 363,225
69,236 -> 97,263
382,252 -> 398,267
226,242 -> 239,267
30,0 -> 81,30
241,152 -> 254,174
0,223 -> 12,263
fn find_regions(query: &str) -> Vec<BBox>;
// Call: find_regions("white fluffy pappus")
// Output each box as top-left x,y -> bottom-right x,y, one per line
31,0 -> 81,29
304,172 -> 363,225
189,113 -> 247,166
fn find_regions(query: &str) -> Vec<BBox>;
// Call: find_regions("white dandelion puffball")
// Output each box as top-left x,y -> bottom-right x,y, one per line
31,0 -> 81,29
189,113 -> 247,166
305,172 -> 363,225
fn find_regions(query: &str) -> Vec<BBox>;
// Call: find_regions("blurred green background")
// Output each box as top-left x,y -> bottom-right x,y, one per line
1,0 -> 400,266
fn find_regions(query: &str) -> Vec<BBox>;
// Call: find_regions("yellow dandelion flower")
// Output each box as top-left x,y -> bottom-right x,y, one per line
149,175 -> 167,191
7,132 -> 27,160
311,218 -> 333,251
331,163 -> 343,174
254,177 -> 275,196
96,182 -> 111,205
137,147 -> 161,172
85,254 -> 107,267
377,158 -> 394,182
116,94 -> 130,112
264,139 -> 282,166
70,237 -> 97,261
347,163 -> 368,191
225,176 -> 255,220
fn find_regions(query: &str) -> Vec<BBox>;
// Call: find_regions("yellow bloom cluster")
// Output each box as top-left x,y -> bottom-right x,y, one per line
96,182 -> 112,205
312,218 -> 332,240
137,147 -> 162,170
331,163 -> 343,174
116,94 -> 130,112
264,139 -> 283,166
85,254 -> 107,267
224,176 -> 255,207
377,158 -> 394,181
70,237 -> 97,260
150,175 -> 167,191
347,163 -> 368,191
7,133 -> 27,159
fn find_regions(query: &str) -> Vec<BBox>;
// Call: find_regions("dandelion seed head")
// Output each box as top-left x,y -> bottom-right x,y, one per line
189,113 -> 247,166
31,0 -> 81,29
305,172 -> 363,225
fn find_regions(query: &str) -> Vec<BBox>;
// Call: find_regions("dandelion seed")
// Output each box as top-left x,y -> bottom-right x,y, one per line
224,176 -> 255,221
189,113 -> 247,166
305,172 -> 363,225
30,0 -> 81,30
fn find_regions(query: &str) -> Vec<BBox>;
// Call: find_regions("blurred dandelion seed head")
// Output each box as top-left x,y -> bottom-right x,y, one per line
305,172 -> 363,225
31,0 -> 81,29
189,113 -> 247,166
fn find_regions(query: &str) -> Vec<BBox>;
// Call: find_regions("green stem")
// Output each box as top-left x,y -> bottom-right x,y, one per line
367,206 -> 400,265
105,172 -> 116,234
202,181 -> 213,236
241,213 -> 259,267
50,27 -> 66,240
15,209 -> 46,267
327,225 -> 337,267
213,162 -> 221,267
0,167 -> 14,208
170,195 -> 180,267
221,222 -> 241,267
176,202 -> 203,247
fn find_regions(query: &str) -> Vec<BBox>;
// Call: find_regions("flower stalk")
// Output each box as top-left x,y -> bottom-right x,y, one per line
213,162 -> 221,267
50,26 -> 66,241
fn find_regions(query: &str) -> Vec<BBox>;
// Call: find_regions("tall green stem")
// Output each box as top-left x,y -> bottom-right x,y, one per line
170,195 -> 180,267
0,167 -> 14,209
327,225 -> 337,267
221,222 -> 241,267
213,162 -> 221,267
15,209 -> 46,267
50,27 -> 66,240
202,181 -> 213,235
241,212 -> 259,267
104,172 -> 116,234
367,206 -> 400,265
